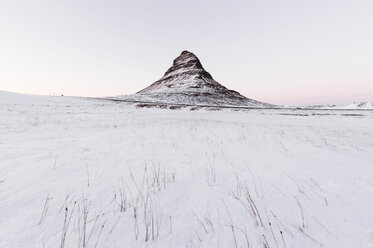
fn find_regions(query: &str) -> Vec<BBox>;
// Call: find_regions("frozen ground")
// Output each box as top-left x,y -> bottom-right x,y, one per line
1,91 -> 373,248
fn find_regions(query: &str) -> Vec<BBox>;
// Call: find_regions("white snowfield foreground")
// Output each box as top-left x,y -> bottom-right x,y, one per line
1,91 -> 373,248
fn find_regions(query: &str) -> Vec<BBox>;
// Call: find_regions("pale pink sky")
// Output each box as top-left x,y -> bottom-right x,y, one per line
1,0 -> 372,105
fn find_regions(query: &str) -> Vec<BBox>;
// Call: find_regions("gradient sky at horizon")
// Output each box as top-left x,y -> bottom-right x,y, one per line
1,0 -> 372,105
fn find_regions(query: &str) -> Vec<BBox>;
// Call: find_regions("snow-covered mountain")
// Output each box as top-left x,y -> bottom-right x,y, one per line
113,51 -> 274,107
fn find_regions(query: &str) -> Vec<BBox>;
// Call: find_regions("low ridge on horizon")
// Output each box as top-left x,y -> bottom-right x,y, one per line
118,51 -> 274,107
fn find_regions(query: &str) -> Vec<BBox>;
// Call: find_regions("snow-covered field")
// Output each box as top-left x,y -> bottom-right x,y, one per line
1,91 -> 373,248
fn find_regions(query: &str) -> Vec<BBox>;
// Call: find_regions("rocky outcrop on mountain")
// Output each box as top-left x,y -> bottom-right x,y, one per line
116,51 -> 274,107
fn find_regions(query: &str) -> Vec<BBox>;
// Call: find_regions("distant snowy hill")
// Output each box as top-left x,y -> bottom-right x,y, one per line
0,90 -> 47,104
0,90 -> 28,100
112,51 -> 275,107
336,102 -> 373,109
290,102 -> 373,110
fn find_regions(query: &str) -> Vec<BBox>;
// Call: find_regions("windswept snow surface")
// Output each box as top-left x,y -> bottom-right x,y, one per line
1,91 -> 373,247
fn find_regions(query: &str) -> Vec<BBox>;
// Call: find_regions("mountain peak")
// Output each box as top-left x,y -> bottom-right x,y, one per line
162,50 -> 211,79
138,51 -> 214,94
180,50 -> 196,57
178,50 -> 199,60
